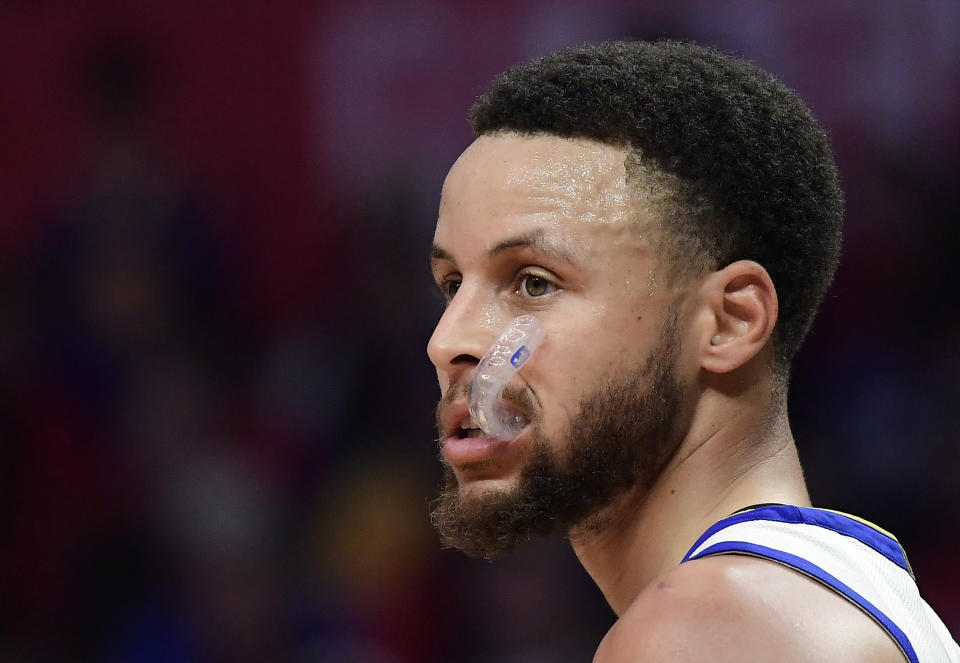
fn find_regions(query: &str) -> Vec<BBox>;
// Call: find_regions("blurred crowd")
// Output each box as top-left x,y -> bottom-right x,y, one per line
0,2 -> 957,661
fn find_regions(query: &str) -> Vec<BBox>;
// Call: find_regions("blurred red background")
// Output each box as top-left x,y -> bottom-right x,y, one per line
1,2 -> 958,661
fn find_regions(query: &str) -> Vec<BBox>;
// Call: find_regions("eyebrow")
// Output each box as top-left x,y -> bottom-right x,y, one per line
430,245 -> 453,263
430,229 -> 578,268
488,230 -> 577,265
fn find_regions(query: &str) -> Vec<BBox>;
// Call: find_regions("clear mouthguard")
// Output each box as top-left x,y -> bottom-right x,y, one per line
468,315 -> 546,440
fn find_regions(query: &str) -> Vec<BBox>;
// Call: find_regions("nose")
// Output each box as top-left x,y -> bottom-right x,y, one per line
427,286 -> 503,388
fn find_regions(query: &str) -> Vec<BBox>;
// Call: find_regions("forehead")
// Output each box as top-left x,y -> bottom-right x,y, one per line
436,134 -> 641,247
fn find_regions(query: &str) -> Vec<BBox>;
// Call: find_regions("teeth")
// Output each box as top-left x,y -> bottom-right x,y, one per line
454,415 -> 486,438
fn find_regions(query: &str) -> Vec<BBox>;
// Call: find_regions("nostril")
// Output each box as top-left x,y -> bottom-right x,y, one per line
451,354 -> 479,366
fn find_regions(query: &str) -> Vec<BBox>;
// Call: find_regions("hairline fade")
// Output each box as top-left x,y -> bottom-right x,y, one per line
469,40 -> 844,375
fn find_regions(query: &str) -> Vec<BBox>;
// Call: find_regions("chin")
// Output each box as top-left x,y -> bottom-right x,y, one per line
456,475 -> 522,499
446,456 -> 523,490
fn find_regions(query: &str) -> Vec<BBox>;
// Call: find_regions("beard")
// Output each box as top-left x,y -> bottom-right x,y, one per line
430,317 -> 688,559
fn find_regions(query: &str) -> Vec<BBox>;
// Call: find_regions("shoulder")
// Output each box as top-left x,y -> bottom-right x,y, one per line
593,554 -> 904,663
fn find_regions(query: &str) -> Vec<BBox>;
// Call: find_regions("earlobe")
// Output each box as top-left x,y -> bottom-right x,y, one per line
699,261 -> 778,374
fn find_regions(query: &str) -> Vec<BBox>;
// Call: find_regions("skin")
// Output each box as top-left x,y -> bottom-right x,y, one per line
427,133 -> 904,662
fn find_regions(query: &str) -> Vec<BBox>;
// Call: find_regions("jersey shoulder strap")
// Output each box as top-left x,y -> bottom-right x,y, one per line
682,504 -> 960,663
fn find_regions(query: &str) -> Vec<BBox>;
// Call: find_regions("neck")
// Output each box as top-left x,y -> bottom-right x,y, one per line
568,398 -> 810,616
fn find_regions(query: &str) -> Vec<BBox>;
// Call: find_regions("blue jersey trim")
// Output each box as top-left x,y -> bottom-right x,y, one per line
687,541 -> 917,663
681,504 -> 910,575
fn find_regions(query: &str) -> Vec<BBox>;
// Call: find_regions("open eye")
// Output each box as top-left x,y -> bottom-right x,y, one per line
440,275 -> 462,301
518,272 -> 557,298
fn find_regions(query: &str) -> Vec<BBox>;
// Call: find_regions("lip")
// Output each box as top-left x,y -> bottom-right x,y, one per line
439,400 -> 473,441
442,433 -> 515,466
439,399 -> 528,466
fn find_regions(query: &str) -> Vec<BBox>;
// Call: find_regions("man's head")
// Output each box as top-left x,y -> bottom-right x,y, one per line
427,40 -> 842,558
472,40 -> 843,372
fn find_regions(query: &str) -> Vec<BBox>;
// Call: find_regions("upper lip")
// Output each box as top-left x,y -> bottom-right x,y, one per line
440,400 -> 475,440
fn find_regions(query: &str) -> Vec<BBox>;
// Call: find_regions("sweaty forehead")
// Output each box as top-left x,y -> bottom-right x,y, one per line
438,133 -> 637,229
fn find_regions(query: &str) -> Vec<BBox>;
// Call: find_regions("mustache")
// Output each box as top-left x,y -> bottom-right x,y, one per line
435,380 -> 537,442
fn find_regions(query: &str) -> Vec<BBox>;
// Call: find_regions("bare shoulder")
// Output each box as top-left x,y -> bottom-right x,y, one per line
593,555 -> 905,663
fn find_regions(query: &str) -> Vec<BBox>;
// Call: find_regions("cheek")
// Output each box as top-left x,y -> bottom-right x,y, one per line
524,301 -> 660,417
525,323 -> 633,421
436,369 -> 450,395
552,309 -> 647,371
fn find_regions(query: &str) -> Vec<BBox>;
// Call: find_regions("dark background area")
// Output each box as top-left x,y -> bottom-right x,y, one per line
0,2 -> 957,661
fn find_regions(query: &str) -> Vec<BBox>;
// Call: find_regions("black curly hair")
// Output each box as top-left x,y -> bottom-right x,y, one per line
470,40 -> 843,374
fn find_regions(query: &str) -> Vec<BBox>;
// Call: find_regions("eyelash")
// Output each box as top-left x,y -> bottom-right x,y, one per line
436,269 -> 560,302
514,269 -> 558,299
439,276 -> 461,301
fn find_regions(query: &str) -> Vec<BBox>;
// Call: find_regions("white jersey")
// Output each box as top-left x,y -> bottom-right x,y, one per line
682,504 -> 960,663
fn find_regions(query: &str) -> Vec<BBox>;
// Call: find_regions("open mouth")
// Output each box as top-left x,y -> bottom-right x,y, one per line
440,406 -> 531,465
452,412 -> 530,440
456,416 -> 486,439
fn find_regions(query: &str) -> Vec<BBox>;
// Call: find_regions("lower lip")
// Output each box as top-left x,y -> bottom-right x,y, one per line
442,433 -> 518,465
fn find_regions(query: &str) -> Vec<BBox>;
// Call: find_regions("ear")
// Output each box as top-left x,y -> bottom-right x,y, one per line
695,260 -> 778,374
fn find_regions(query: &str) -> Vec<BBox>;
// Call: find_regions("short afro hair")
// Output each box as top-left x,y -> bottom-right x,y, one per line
470,40 -> 843,373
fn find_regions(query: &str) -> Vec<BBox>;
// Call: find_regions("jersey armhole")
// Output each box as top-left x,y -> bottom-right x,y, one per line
688,541 -> 915,663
